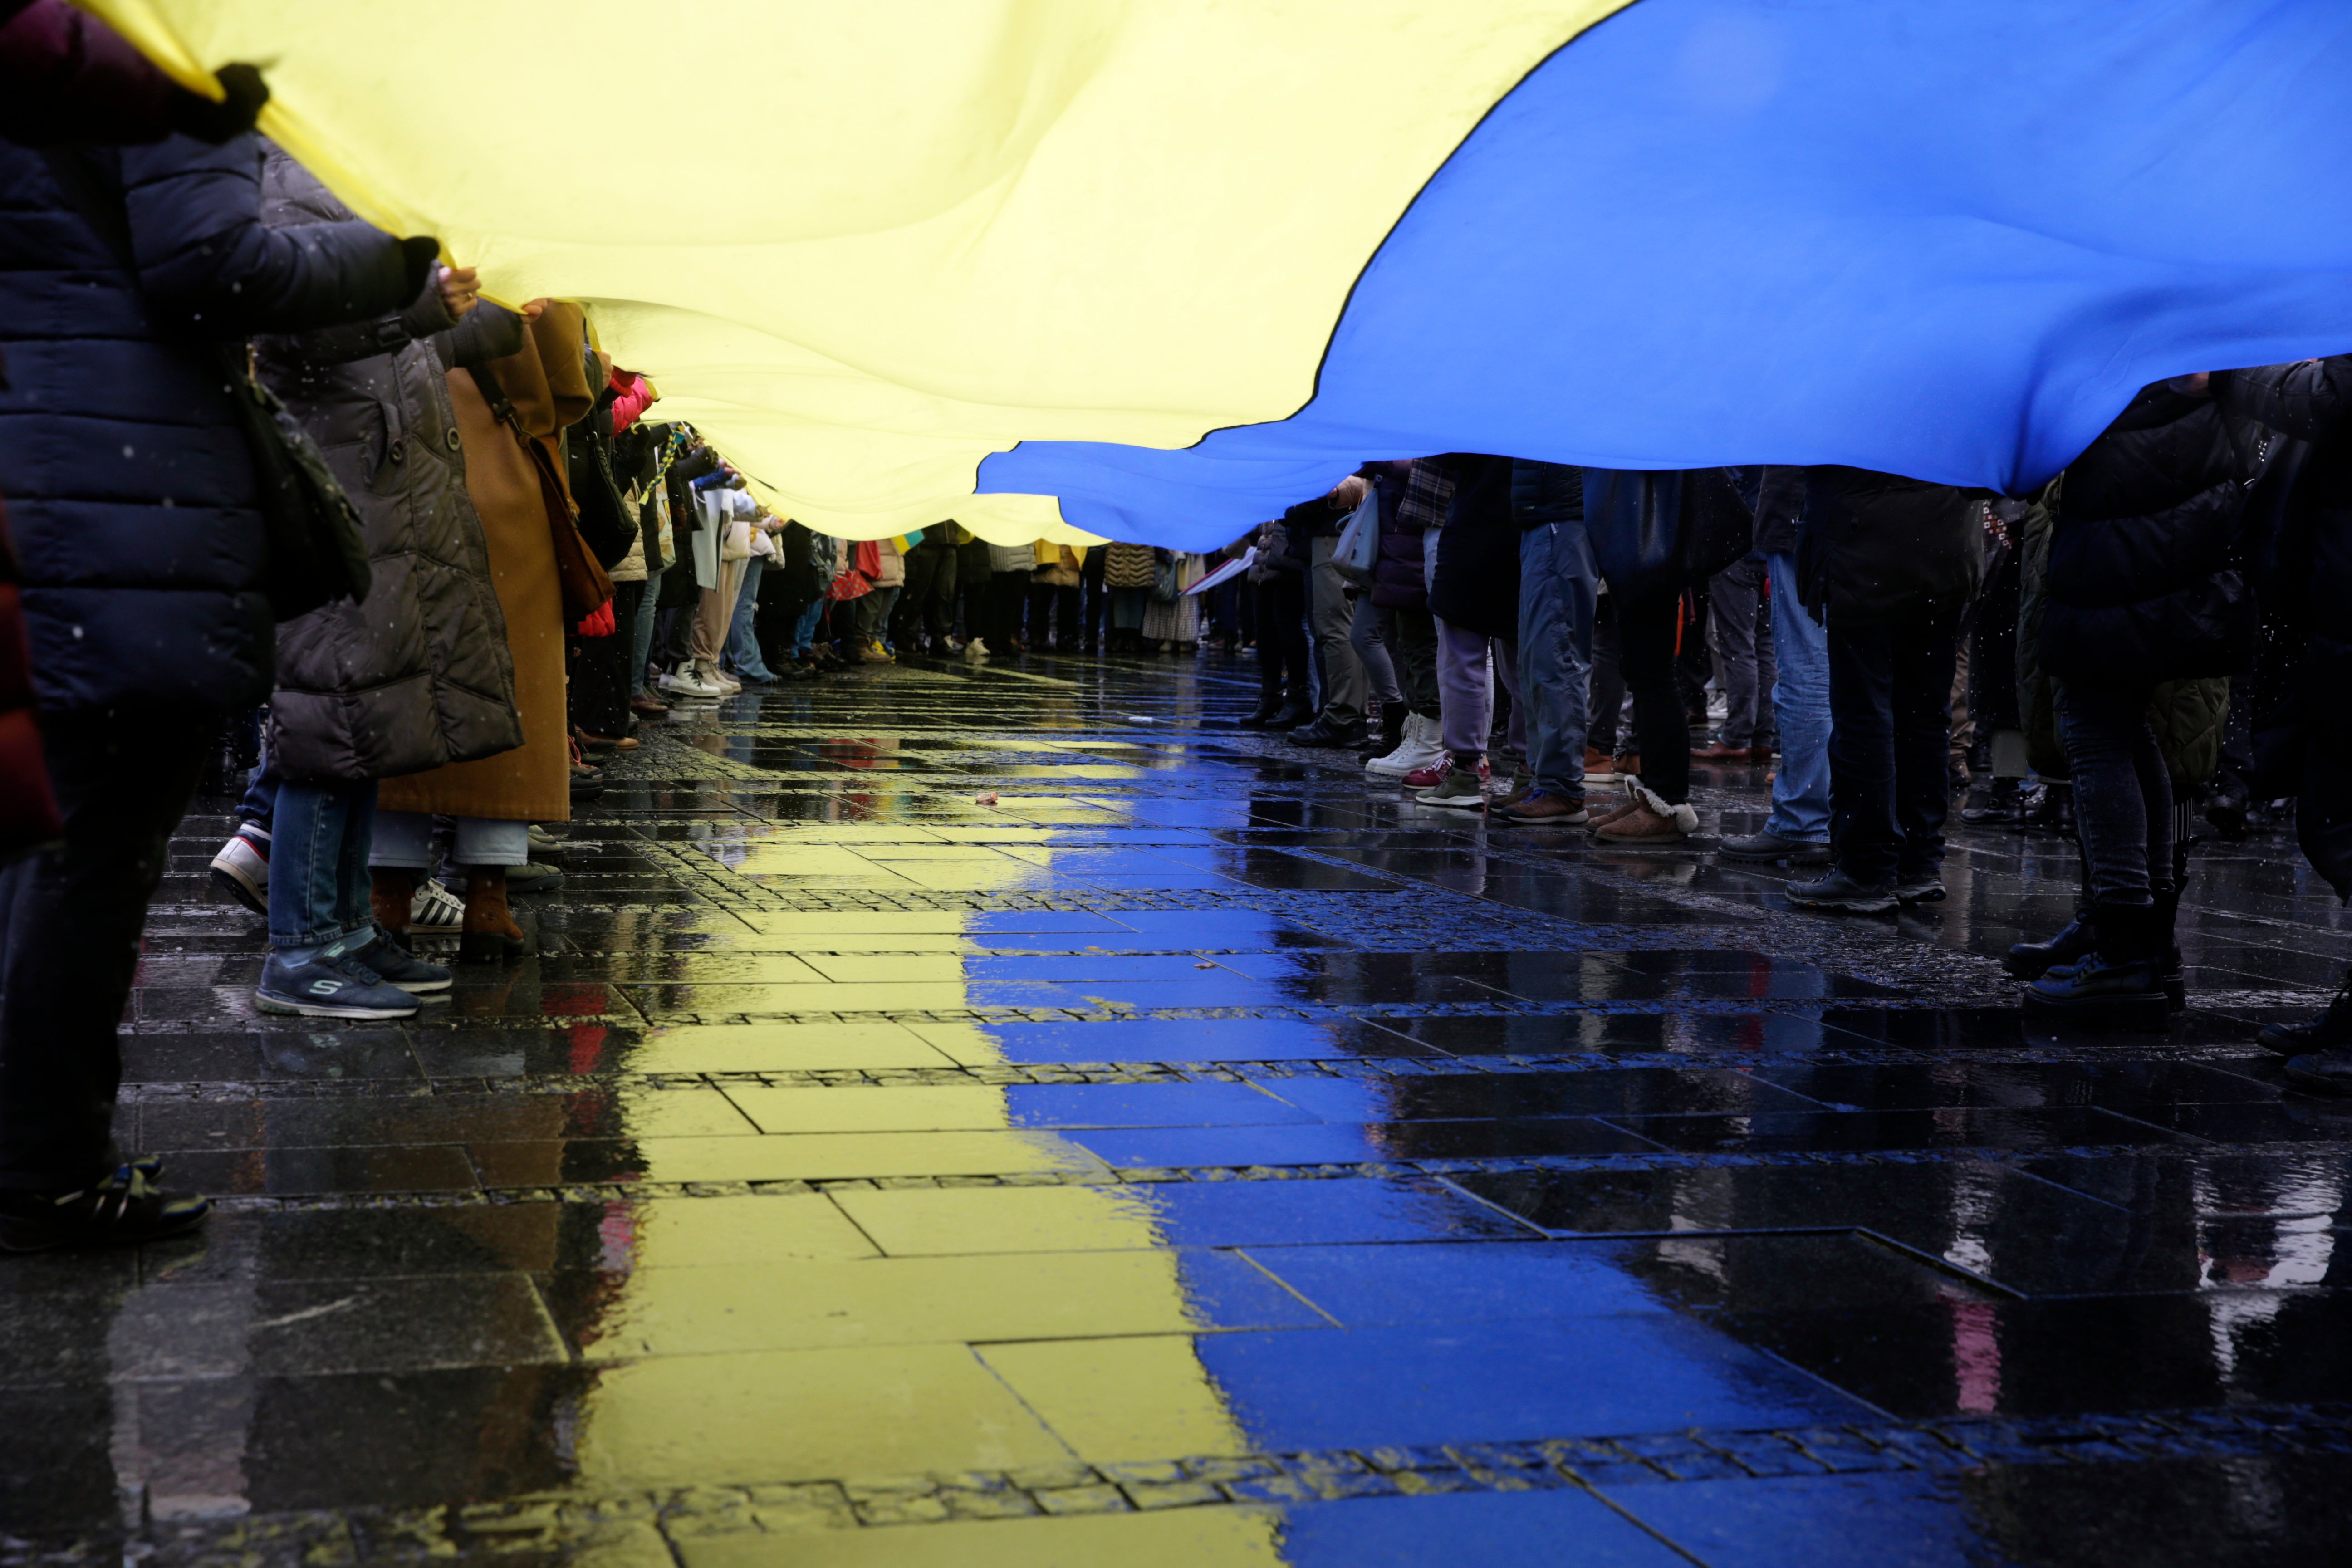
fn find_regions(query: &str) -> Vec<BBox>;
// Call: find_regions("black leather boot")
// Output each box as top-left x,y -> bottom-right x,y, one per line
2260,966 -> 2352,1056
1359,704 -> 1406,763
1234,697 -> 1285,730
2152,878 -> 2186,1010
2003,910 -> 2097,979
2024,902 -> 2168,1024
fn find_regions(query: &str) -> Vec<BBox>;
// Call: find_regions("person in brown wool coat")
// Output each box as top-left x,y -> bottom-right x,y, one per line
371,303 -> 591,962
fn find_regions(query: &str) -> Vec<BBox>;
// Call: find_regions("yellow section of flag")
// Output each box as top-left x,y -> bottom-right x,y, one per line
84,0 -> 1629,539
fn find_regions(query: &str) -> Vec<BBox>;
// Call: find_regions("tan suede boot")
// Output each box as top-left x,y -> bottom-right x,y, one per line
458,866 -> 528,964
370,868 -> 417,936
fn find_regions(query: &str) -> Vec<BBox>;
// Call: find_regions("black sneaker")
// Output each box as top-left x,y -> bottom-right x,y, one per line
2259,970 -> 2352,1056
2283,1046 -> 2352,1097
1785,867 -> 1898,914
1719,829 -> 1831,865
1893,876 -> 1946,904
0,1165 -> 209,1252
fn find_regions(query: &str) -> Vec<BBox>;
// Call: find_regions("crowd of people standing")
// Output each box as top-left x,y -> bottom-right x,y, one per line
0,1 -> 2344,1257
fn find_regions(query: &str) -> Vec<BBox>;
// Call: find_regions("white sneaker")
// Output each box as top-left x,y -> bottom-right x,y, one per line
410,877 -> 466,932
707,659 -> 741,694
1367,714 -> 1446,779
659,662 -> 725,698
209,828 -> 269,914
963,637 -> 990,662
1363,711 -> 1421,774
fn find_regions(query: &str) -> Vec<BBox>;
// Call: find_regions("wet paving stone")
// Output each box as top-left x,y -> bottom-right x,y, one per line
14,653 -> 2351,1563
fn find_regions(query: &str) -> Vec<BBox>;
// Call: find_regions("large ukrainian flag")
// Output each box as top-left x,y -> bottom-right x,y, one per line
89,0 -> 2352,546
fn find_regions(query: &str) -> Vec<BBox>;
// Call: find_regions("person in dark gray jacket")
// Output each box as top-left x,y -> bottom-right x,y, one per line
208,145 -> 528,1021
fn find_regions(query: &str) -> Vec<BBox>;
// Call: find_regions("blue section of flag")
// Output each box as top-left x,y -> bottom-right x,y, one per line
980,0 -> 2352,549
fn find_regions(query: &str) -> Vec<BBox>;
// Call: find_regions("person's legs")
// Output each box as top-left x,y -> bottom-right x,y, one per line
632,565 -> 666,693
1494,638 -> 1526,759
1306,536 -> 1367,728
1081,549 -> 1107,650
1824,619 -> 1900,886
1704,559 -> 1765,750
1588,596 -> 1626,757
267,781 -> 357,952
1387,607 -> 1441,720
1434,617 -> 1493,760
725,557 -> 774,679
789,593 -> 825,659
2057,681 -> 2170,907
0,711 -> 209,1191
892,548 -> 936,647
1516,522 -> 1596,800
237,757 -> 274,833
690,580 -> 730,666
1266,577 -> 1313,712
923,548 -> 958,645
574,613 -> 634,738
1351,598 -> 1402,707
2027,679 -> 2174,1013
1762,553 -> 1830,843
1612,593 -> 1690,806
1890,608 -> 1963,885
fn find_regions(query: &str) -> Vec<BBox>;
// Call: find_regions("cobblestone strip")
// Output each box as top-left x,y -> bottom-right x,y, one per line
23,1405 -> 2344,1565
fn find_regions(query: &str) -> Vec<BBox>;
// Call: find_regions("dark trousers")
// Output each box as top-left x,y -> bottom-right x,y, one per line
2058,679 -> 2172,906
1027,580 -> 1080,647
892,543 -> 958,647
1081,548 -> 1107,647
1589,596 -> 1625,754
0,711 -> 211,1189
1615,592 -> 1693,805
573,579 -> 642,736
1256,573 -> 1311,706
1827,608 -> 1962,885
987,571 -> 1029,647
954,541 -> 993,639
1388,604 -> 1441,717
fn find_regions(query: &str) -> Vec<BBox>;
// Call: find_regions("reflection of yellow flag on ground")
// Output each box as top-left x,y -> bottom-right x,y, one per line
84,0 -> 1619,540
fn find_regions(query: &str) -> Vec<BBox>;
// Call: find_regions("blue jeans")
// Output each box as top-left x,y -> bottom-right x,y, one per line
238,760 -> 274,834
1517,521 -> 1598,797
268,779 -> 376,951
790,595 -> 825,658
1764,551 -> 1831,843
725,556 -> 773,677
370,810 -> 529,869
631,564 -> 666,695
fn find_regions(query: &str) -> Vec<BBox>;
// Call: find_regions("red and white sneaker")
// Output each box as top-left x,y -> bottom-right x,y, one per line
209,827 -> 269,915
1402,756 -> 1453,789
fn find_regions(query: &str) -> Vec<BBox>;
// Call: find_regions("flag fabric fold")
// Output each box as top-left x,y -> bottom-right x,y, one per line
87,0 -> 2352,547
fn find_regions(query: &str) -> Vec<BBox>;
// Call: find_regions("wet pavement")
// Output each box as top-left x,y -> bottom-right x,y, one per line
7,648 -> 2352,1566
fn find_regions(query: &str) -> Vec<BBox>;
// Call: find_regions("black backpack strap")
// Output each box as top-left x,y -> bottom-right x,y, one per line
466,361 -> 525,432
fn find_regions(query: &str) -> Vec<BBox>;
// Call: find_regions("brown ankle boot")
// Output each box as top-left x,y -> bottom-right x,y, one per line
370,868 -> 417,936
459,866 -> 528,964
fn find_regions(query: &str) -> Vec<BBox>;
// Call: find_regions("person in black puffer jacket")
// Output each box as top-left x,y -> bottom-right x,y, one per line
0,130 -> 431,1246
1786,467 -> 1985,913
2203,357 -> 2352,1087
2023,381 -> 2272,1021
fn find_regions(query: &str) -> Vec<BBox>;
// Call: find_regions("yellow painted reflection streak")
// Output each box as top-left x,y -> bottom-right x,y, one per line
554,882 -> 1273,1559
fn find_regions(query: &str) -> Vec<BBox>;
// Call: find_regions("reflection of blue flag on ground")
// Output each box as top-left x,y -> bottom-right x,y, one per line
985,0 -> 2352,547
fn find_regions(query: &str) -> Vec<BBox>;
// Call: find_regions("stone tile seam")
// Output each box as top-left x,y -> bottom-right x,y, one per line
192,1140 -> 2337,1212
